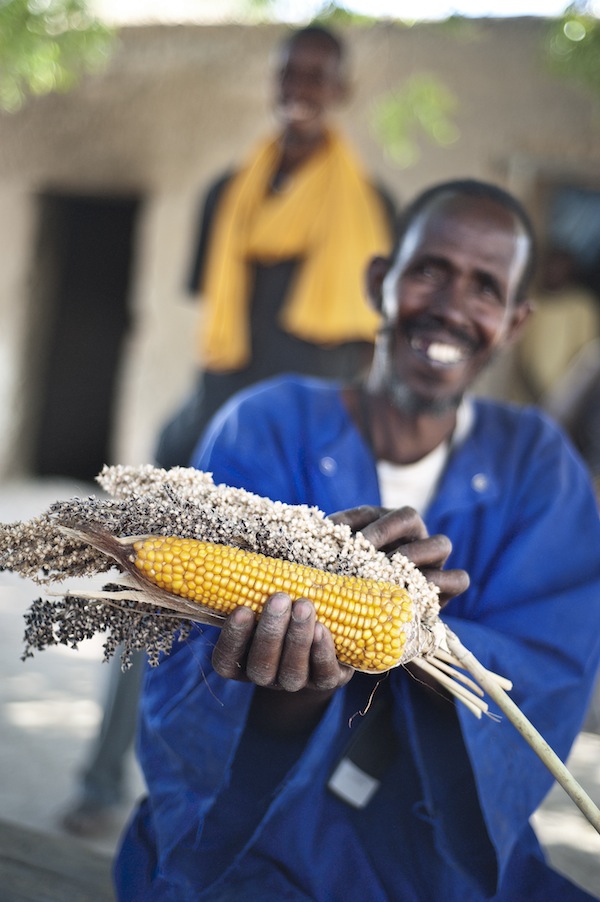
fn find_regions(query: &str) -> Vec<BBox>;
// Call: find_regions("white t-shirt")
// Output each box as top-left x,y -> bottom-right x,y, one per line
376,399 -> 473,515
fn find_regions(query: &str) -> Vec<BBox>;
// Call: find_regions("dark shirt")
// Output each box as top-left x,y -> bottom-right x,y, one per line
154,173 -> 396,468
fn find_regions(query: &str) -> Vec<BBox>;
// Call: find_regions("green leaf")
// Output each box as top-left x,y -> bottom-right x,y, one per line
0,0 -> 114,112
371,73 -> 460,169
544,7 -> 600,101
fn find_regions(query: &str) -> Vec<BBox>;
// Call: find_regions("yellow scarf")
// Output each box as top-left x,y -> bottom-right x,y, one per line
198,129 -> 392,371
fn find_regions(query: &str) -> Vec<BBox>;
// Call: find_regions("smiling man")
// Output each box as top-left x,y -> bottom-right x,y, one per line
114,180 -> 600,901
350,184 -> 533,460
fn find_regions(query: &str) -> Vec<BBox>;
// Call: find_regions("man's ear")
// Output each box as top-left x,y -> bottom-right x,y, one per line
504,299 -> 533,345
365,255 -> 392,314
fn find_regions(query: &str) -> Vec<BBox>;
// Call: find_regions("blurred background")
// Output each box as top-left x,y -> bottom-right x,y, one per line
0,1 -> 599,898
1,0 -> 599,480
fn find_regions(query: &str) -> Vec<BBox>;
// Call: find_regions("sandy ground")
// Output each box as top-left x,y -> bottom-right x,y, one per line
0,477 -> 599,899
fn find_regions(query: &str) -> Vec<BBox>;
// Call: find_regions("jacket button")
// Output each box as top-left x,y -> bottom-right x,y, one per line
471,473 -> 488,492
319,456 -> 337,476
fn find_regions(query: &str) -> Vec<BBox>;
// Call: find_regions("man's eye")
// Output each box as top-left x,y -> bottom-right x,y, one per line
478,280 -> 501,302
416,263 -> 442,280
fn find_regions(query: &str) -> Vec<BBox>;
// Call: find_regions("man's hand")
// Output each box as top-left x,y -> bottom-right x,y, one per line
212,592 -> 353,691
211,504 -> 467,703
329,505 -> 469,607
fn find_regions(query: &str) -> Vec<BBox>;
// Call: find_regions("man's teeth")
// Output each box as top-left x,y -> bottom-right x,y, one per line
409,335 -> 467,364
418,340 -> 465,364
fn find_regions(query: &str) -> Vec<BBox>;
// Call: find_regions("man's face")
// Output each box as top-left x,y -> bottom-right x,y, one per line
273,36 -> 344,139
375,193 -> 531,414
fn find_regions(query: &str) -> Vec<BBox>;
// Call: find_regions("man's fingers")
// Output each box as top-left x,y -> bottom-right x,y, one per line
395,533 -> 453,568
245,593 -> 293,686
328,507 -> 470,608
329,505 -> 387,532
277,599 -> 316,692
212,605 -> 256,680
310,623 -> 354,690
330,506 -> 429,549
358,507 -> 428,552
420,567 -> 470,607
212,595 -> 355,693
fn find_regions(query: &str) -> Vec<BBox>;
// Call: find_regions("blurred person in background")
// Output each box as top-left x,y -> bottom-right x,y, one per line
545,336 -> 600,499
155,22 -> 396,470
512,244 -> 600,406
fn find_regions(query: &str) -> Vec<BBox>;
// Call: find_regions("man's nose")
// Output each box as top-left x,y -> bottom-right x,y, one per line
431,277 -> 472,322
282,70 -> 309,93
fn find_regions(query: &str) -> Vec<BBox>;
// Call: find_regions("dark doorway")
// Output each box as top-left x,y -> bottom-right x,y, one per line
30,192 -> 141,482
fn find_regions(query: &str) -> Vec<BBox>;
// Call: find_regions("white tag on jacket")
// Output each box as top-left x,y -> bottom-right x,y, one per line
327,757 -> 381,809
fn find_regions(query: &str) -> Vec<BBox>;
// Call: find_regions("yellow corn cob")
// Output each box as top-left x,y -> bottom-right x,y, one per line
130,535 -> 415,673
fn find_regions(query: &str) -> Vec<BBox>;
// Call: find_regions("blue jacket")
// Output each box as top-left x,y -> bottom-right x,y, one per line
115,376 -> 600,901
